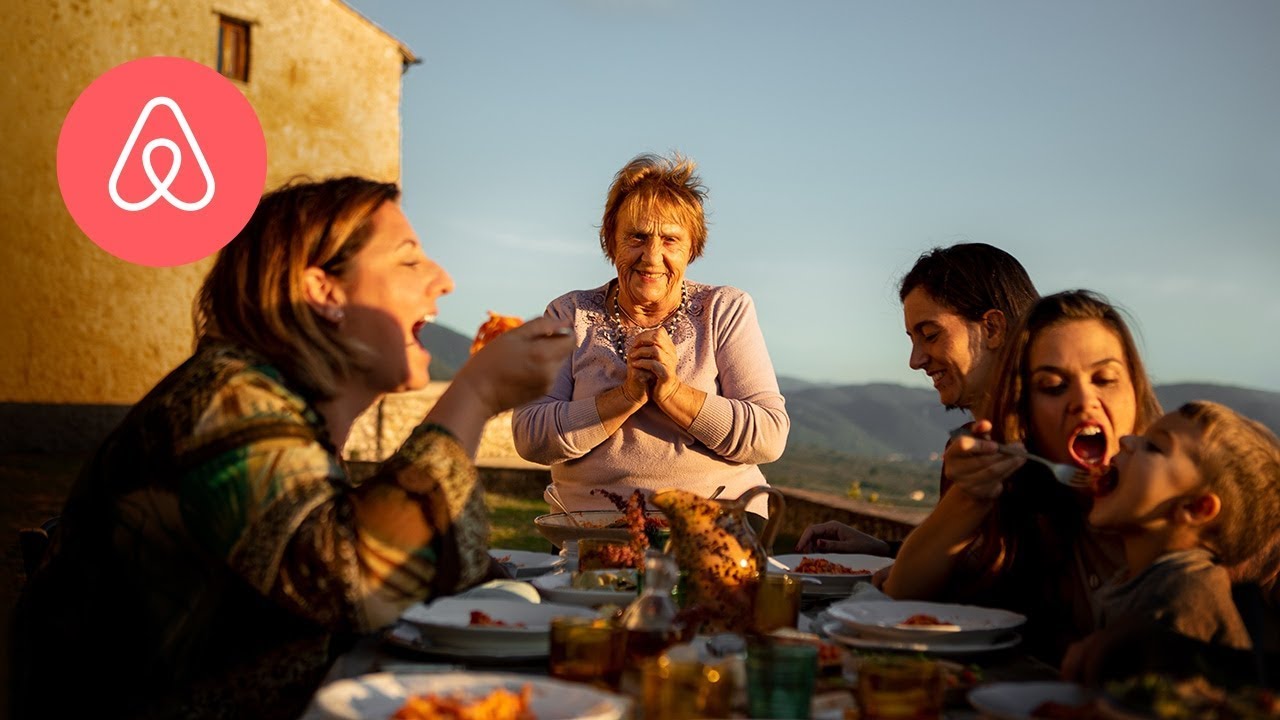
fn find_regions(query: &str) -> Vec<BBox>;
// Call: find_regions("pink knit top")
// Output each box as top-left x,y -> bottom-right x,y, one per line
511,280 -> 789,517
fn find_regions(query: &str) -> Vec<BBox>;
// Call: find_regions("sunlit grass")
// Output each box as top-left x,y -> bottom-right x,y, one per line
485,491 -> 554,551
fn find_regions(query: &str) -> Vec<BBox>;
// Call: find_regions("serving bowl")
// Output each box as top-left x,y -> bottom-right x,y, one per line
533,510 -> 667,549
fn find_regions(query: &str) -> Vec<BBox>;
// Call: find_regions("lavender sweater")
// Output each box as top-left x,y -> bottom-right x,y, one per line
511,281 -> 789,516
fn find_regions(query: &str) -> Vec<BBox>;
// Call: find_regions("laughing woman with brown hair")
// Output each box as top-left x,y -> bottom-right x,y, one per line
11,177 -> 573,719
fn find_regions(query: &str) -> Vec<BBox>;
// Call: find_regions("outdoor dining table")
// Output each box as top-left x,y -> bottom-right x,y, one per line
297,584 -> 1062,720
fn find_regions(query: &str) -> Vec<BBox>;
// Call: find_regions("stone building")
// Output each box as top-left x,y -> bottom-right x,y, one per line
0,0 -> 416,451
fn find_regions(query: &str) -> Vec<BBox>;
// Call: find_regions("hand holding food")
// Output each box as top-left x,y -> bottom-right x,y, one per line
470,311 -> 525,355
454,316 -> 574,416
793,557 -> 868,575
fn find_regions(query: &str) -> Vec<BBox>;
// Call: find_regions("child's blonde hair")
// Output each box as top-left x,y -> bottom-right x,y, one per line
1179,400 -> 1280,566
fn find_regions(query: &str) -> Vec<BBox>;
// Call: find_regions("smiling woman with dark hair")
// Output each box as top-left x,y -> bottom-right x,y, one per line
797,242 -> 1039,555
899,242 -> 1040,413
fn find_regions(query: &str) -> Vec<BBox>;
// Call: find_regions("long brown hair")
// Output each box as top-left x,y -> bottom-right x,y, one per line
599,152 -> 708,262
193,176 -> 401,399
952,291 -> 1163,630
986,289 -> 1162,446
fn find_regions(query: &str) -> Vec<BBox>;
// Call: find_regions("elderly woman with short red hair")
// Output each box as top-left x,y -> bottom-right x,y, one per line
512,152 -> 789,522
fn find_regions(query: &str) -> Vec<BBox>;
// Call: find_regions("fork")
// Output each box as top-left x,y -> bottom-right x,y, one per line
948,427 -> 1093,488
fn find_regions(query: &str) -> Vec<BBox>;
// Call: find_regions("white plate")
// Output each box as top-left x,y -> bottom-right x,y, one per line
399,597 -> 595,653
313,671 -> 630,720
489,548 -> 562,578
770,554 -> 894,595
531,571 -> 638,607
968,681 -> 1092,720
384,622 -> 549,663
822,620 -> 1021,656
827,599 -> 1025,644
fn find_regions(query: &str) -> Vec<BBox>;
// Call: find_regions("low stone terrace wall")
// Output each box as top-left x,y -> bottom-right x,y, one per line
345,384 -> 926,547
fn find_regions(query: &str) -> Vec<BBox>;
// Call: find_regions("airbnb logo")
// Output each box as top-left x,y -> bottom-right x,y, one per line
57,57 -> 266,267
109,97 -> 216,212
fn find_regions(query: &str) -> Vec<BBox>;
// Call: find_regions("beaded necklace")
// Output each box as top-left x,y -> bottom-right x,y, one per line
607,281 -> 687,358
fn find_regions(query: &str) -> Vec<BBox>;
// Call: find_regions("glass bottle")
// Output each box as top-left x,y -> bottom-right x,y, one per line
620,551 -> 683,664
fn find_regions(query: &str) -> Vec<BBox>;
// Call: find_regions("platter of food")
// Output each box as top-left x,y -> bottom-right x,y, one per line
530,570 -> 639,608
533,510 -> 668,549
821,620 -> 1022,657
826,599 -> 1026,644
769,553 -> 895,596
1101,673 -> 1280,720
313,671 -> 629,720
399,597 -> 594,654
967,681 -> 1093,720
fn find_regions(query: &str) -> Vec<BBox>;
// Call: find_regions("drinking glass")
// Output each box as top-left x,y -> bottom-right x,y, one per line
746,639 -> 818,719
753,573 -> 801,632
640,652 -> 734,720
855,655 -> 944,720
548,615 -> 625,691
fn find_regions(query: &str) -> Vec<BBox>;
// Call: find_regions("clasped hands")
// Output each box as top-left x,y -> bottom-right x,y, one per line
621,327 -> 681,407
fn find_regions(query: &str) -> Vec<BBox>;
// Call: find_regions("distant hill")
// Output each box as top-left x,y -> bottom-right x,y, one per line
772,379 -> 1280,502
420,323 -> 472,380
769,378 -> 1280,505
420,322 -> 1280,462
779,380 -> 960,460
777,377 -> 1280,461
1156,383 -> 1280,434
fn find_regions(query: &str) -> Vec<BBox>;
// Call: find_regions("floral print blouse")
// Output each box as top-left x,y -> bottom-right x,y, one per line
12,341 -> 490,719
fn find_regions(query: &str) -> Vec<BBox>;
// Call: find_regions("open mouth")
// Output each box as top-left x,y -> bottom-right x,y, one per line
1092,466 -> 1119,498
1068,424 -> 1108,470
411,313 -> 436,348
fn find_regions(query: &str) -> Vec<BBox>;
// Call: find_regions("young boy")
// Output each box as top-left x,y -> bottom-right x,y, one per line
1064,400 -> 1280,679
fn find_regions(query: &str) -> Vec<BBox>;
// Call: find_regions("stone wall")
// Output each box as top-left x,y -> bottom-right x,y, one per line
346,382 -> 926,547
0,0 -> 411,413
345,382 -> 531,465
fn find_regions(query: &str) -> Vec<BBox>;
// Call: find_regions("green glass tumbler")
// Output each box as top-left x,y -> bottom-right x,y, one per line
746,639 -> 818,719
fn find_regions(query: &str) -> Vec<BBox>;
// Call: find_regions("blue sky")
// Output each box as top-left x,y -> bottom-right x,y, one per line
345,0 -> 1280,393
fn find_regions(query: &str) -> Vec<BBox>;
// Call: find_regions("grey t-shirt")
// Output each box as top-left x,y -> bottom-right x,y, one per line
1096,548 -> 1251,649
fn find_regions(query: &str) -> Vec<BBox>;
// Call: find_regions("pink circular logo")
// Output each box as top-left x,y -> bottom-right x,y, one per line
57,56 -> 267,267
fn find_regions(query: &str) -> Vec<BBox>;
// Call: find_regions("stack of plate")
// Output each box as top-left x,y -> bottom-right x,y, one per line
530,571 -> 639,608
821,599 -> 1025,655
390,596 -> 595,662
488,548 -> 562,578
769,553 -> 895,598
